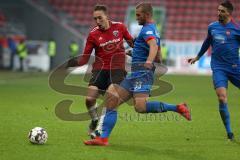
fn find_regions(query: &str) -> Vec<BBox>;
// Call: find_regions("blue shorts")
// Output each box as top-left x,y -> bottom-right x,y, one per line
120,70 -> 154,94
212,68 -> 240,89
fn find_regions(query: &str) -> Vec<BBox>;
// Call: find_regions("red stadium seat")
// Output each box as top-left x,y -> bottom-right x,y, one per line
46,0 -> 240,40
0,11 -> 6,27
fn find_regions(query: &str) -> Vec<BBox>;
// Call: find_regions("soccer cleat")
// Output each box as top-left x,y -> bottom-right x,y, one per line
83,137 -> 109,146
227,132 -> 234,141
177,103 -> 191,121
88,120 -> 98,136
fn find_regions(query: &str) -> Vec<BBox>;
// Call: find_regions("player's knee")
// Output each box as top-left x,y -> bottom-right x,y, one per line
106,84 -> 119,99
104,93 -> 119,110
85,97 -> 96,108
107,84 -> 117,93
134,106 -> 146,113
134,101 -> 146,113
217,93 -> 227,103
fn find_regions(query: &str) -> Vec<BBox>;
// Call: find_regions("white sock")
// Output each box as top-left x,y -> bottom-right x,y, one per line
96,107 -> 107,134
88,103 -> 99,121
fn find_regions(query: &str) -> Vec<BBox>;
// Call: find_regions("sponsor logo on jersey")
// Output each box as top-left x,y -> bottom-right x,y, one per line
226,30 -> 231,35
99,38 -> 121,47
113,30 -> 119,37
214,34 -> 225,42
146,31 -> 153,35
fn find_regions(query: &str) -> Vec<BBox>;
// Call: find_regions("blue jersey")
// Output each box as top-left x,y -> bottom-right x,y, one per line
132,23 -> 160,63
120,23 -> 160,94
197,21 -> 240,70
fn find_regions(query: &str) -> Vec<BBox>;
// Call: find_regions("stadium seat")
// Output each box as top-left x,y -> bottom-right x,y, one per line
46,0 -> 240,41
0,11 -> 6,26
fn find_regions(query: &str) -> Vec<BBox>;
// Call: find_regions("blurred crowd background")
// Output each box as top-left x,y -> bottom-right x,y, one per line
0,0 -> 239,74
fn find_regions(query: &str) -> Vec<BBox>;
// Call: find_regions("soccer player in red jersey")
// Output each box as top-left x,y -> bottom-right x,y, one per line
83,2 -> 191,146
77,5 -> 134,138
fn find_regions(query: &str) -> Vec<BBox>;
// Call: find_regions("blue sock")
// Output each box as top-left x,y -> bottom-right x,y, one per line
146,101 -> 177,113
100,109 -> 117,138
219,102 -> 232,134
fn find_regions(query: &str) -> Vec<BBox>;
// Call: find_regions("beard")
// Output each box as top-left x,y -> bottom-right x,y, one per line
138,20 -> 145,25
97,24 -> 104,30
218,18 -> 224,23
218,16 -> 224,23
218,19 -> 224,23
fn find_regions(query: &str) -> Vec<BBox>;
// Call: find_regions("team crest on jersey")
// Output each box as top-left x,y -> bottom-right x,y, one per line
113,30 -> 119,37
226,30 -> 231,36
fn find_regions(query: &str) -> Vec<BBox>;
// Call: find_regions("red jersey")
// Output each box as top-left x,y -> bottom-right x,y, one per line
78,21 -> 133,70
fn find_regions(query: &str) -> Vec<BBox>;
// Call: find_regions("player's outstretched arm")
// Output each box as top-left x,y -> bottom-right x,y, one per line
78,34 -> 95,66
187,56 -> 199,65
122,24 -> 134,48
126,39 -> 134,48
66,57 -> 79,67
187,33 -> 211,65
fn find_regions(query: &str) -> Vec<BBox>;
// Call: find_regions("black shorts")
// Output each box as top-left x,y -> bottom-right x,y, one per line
89,69 -> 126,93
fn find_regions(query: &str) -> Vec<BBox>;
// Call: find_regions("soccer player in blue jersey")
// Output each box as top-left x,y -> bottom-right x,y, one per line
188,1 -> 240,140
84,2 -> 191,146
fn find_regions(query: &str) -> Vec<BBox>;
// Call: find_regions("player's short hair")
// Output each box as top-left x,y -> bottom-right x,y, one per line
220,0 -> 234,13
94,5 -> 108,14
136,2 -> 153,16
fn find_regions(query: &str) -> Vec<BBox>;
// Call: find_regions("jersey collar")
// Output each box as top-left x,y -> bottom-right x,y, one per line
144,20 -> 155,26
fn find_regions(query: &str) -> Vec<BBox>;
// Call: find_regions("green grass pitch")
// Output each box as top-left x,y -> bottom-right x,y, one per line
0,71 -> 239,160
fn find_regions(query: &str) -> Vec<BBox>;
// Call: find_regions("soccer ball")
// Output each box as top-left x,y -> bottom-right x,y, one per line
28,127 -> 48,144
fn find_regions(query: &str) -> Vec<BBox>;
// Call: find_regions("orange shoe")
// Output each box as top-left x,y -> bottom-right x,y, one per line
83,137 -> 109,146
177,103 -> 191,121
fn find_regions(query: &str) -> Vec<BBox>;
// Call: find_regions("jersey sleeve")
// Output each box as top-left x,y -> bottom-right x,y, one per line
78,34 -> 95,66
235,26 -> 240,41
142,27 -> 156,42
121,24 -> 133,41
197,26 -> 212,58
